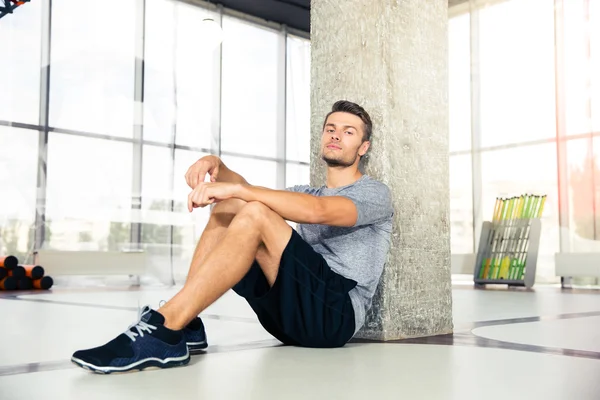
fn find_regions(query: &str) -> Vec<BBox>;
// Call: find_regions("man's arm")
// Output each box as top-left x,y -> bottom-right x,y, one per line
236,185 -> 358,227
216,160 -> 248,185
186,155 -> 248,188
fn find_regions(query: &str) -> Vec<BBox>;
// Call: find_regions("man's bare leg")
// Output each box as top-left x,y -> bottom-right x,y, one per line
185,198 -> 246,281
159,202 -> 292,330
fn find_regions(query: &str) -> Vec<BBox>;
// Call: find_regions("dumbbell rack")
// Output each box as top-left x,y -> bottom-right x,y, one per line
473,218 -> 542,289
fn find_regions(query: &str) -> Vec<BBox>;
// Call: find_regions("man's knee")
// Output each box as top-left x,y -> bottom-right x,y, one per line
211,198 -> 247,215
208,198 -> 247,227
229,202 -> 276,231
237,201 -> 271,221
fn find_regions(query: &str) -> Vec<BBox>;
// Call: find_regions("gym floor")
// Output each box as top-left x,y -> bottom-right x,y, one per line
1,282 -> 599,399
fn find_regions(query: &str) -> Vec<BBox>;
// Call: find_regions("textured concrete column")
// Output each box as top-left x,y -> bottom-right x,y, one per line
310,0 -> 453,340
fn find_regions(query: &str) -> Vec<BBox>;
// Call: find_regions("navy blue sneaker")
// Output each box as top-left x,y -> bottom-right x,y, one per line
71,306 -> 190,374
184,316 -> 208,351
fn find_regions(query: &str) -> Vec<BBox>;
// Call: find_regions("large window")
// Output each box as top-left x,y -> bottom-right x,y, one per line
21,0 -> 600,286
0,0 -> 311,284
448,0 -> 598,283
0,1 -> 41,124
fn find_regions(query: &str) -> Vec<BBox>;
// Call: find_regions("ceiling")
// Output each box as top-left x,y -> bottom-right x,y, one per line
205,0 -> 462,35
206,0 -> 310,33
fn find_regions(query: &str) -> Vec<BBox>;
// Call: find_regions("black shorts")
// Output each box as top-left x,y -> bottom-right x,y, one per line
232,229 -> 357,348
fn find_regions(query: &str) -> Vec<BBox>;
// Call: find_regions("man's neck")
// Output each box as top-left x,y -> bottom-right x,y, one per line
325,166 -> 363,188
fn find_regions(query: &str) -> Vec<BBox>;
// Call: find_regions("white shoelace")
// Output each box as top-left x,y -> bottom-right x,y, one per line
124,307 -> 158,342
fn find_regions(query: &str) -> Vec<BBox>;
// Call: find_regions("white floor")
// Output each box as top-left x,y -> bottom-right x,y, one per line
1,284 -> 600,400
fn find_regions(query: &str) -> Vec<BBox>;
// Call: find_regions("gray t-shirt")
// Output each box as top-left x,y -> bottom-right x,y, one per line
286,175 -> 393,334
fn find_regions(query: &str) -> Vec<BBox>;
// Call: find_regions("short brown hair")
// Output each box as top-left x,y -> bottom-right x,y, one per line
323,100 -> 373,142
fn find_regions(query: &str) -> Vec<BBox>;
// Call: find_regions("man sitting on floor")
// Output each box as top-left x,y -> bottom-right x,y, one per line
71,100 -> 394,374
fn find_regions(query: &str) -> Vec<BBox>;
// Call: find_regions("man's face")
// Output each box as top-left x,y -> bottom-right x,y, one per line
321,112 -> 370,168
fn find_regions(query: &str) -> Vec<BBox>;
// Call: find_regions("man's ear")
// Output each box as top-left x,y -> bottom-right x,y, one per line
359,141 -> 370,157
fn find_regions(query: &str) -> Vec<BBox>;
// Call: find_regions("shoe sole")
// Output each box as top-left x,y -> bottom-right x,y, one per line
187,340 -> 208,351
71,353 -> 190,374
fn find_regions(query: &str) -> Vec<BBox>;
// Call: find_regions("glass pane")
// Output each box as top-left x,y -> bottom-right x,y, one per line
448,13 -> 471,152
566,139 -> 598,251
479,144 -> 559,281
141,145 -> 173,209
221,17 -> 280,158
450,154 -> 473,253
45,134 -> 133,251
567,139 -> 595,246
0,127 -> 39,262
478,0 -> 556,147
143,0 -> 175,144
591,0 -> 600,132
140,145 -> 175,283
0,1 -> 41,124
595,138 -> 600,236
286,35 -> 311,162
566,138 -> 600,285
220,155 -> 278,189
144,0 -> 219,148
49,0 -> 136,137
174,3 -> 219,150
563,0 -> 597,136
286,163 -> 310,188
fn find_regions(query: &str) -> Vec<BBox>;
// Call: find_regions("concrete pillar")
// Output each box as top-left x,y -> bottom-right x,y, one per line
310,0 -> 453,340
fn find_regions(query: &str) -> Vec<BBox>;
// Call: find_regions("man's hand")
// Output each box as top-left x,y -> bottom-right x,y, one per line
185,155 -> 221,189
188,182 -> 241,212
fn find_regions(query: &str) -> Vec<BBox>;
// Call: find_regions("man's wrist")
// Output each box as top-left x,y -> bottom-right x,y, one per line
235,183 -> 252,201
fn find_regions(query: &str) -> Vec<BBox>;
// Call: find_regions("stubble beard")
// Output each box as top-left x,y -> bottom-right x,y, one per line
322,151 -> 358,168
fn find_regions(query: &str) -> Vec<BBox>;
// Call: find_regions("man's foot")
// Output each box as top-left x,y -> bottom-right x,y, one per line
184,316 -> 208,351
71,306 -> 190,374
